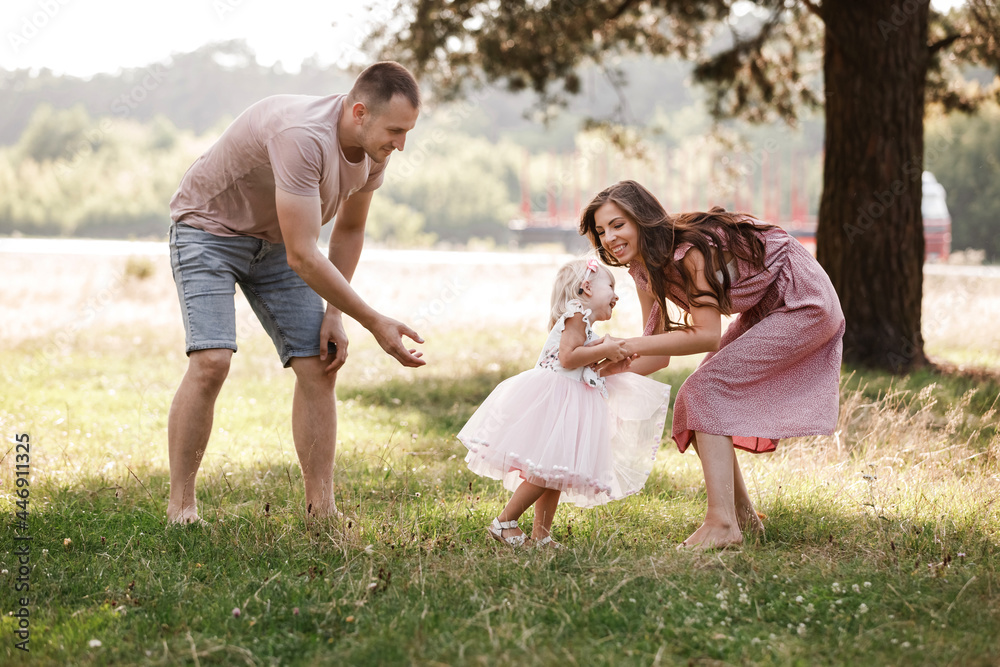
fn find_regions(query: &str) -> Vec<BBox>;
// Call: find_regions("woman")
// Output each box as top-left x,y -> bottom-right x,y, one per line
580,180 -> 845,550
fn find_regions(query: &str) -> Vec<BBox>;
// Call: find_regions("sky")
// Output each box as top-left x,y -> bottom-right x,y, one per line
1,0 -> 396,77
2,0 -> 968,79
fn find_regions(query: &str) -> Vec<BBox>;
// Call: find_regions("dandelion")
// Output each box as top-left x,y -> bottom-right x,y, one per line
88,639 -> 102,648
232,607 -> 241,618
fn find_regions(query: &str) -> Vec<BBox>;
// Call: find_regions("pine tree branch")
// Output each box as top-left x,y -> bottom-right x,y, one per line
929,33 -> 965,55
608,0 -> 642,22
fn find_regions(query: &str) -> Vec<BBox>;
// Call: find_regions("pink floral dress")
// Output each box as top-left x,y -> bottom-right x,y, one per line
630,225 -> 845,453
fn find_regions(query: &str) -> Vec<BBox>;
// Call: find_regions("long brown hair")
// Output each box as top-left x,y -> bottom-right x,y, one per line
579,180 -> 775,332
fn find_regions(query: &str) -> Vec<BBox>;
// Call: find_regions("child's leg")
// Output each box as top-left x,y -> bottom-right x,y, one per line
681,431 -> 743,550
531,489 -> 561,540
496,481 -> 547,539
733,455 -> 764,535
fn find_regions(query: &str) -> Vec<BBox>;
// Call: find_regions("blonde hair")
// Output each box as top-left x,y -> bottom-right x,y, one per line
548,258 -> 611,329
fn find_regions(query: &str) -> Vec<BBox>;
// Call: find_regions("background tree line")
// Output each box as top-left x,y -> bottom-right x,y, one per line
0,38 -> 997,262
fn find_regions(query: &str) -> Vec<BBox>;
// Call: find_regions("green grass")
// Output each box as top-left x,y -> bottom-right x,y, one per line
2,324 -> 999,665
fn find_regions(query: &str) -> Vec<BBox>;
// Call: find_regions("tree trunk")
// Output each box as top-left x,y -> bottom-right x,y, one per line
816,0 -> 930,372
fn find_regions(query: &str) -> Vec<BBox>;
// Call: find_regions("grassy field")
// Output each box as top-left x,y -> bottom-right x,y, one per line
2,249 -> 1000,665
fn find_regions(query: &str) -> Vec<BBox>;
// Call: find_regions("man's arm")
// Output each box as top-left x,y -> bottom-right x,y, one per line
326,190 -> 372,312
318,190 -> 373,371
275,187 -> 424,368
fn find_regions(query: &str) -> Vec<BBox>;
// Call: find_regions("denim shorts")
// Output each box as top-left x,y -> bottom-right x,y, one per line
169,222 -> 325,367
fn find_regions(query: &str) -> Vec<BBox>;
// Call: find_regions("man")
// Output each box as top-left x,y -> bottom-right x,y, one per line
166,61 -> 424,524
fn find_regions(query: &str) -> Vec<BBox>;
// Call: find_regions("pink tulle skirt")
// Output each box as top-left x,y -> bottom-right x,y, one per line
458,370 -> 670,508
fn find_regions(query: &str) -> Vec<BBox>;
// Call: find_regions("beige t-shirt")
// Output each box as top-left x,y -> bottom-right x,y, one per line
169,94 -> 387,244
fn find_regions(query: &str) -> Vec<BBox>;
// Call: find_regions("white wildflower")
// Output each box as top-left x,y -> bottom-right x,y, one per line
88,639 -> 102,648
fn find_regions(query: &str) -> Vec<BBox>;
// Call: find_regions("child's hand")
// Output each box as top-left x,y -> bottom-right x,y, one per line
603,336 -> 629,362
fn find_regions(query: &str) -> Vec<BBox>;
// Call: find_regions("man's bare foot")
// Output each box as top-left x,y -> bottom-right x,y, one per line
676,523 -> 743,551
306,502 -> 345,522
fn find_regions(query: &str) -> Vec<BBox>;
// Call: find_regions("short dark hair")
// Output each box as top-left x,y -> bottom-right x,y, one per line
348,61 -> 420,115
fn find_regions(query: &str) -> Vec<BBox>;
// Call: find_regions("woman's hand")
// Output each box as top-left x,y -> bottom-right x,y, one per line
592,353 -> 639,377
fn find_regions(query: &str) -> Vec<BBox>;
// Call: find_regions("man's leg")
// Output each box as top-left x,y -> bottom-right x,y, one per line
289,356 -> 339,518
167,348 -> 233,524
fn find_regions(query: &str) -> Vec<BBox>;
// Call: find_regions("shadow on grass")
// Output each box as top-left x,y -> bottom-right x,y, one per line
336,366 -> 693,440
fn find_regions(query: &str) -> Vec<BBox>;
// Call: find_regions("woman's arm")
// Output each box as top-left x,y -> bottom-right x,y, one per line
625,249 -> 722,357
559,314 -> 626,370
628,285 -> 672,374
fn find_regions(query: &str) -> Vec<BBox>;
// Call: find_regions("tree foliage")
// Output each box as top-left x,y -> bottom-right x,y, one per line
373,0 -> 1000,372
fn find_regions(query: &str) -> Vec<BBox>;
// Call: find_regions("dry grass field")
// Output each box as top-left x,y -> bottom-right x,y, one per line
2,239 -> 999,665
3,239 -> 998,369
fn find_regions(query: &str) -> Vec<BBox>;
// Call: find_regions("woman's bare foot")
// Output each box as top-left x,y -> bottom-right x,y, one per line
737,505 -> 765,536
676,522 -> 743,551
167,507 -> 207,526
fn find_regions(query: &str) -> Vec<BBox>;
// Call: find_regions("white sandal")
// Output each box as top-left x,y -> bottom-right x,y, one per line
487,518 -> 526,547
534,536 -> 562,549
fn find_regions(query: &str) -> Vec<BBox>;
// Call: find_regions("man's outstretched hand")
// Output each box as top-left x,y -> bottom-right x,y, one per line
369,315 -> 426,367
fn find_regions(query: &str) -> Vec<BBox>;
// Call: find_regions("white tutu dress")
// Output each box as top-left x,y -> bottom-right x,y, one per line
458,300 -> 671,508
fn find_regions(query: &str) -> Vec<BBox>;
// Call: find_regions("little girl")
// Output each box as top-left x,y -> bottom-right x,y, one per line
458,258 -> 671,547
